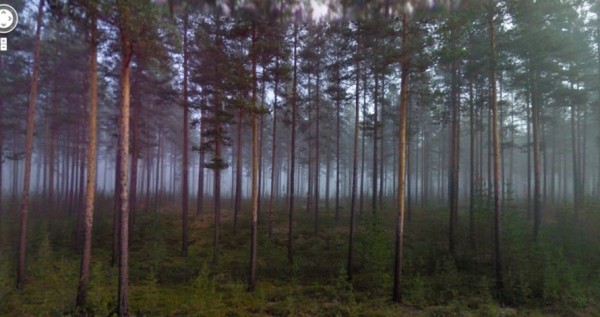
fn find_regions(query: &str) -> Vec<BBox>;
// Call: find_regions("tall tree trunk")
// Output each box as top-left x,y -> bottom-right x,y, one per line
448,15 -> 460,258
197,105 -> 205,217
234,108 -> 243,233
76,11 -> 98,308
154,130 -> 162,212
335,96 -> 341,223
112,135 -> 121,267
181,11 -> 190,257
249,23 -> 259,291
212,15 -> 224,265
288,23 -> 298,264
117,5 -> 134,314
347,33 -> 360,280
532,66 -> 542,242
372,73 -> 379,213
526,81 -> 532,220
393,13 -> 409,303
379,76 -> 385,208
17,0 -> 44,290
469,80 -> 476,251
314,64 -> 321,235
597,7 -> 600,199
360,71 -> 367,215
571,104 -> 580,214
488,0 -> 503,293
268,56 -> 279,238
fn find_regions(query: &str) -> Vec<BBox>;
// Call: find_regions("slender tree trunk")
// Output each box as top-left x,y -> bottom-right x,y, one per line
117,6 -> 133,314
112,136 -> 121,267
379,76 -> 385,208
154,130 -> 162,212
234,108 -> 243,233
306,75 -> 313,217
288,23 -> 298,264
526,82 -> 532,220
181,11 -> 190,256
335,96 -> 341,224
360,75 -> 366,215
373,73 -> 379,213
76,12 -> 98,308
469,81 -> 476,251
532,66 -> 542,242
347,34 -> 360,280
488,0 -> 503,293
268,56 -> 279,238
129,66 -> 140,229
17,0 -> 44,290
315,62 -> 321,235
249,23 -> 259,291
197,106 -> 205,217
393,13 -> 409,303
448,15 -> 460,258
597,9 -> 600,199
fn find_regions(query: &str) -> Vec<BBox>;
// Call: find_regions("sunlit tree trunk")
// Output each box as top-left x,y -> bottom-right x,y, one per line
393,13 -> 409,303
117,2 -> 134,313
76,10 -> 98,308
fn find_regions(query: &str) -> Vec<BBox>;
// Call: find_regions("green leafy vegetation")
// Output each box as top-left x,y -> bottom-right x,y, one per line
1,196 -> 600,316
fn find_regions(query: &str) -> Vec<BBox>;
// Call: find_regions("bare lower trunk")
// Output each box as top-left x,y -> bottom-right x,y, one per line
17,0 -> 44,290
393,14 -> 409,303
76,12 -> 98,308
181,12 -> 190,256
249,24 -> 259,291
347,36 -> 360,280
488,0 -> 504,293
117,13 -> 133,315
288,23 -> 298,264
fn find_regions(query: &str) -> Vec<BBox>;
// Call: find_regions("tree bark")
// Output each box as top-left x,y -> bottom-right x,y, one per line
117,2 -> 133,313
488,0 -> 504,293
268,56 -> 279,238
288,23 -> 298,264
249,23 -> 259,292
234,108 -> 243,233
347,32 -> 360,280
532,66 -> 542,242
393,13 -> 409,303
448,12 -> 460,258
181,10 -> 190,257
76,10 -> 98,308
17,0 -> 44,290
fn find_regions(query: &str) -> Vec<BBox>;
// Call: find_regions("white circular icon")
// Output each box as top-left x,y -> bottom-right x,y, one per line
0,4 -> 18,34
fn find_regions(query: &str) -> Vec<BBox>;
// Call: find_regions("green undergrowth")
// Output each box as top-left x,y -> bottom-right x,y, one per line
0,195 -> 600,316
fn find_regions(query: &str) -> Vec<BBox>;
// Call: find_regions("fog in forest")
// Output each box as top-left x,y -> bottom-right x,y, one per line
2,0 -> 600,315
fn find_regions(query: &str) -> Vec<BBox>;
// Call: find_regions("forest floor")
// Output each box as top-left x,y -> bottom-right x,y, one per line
1,195 -> 600,316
